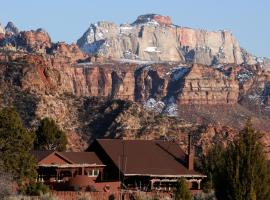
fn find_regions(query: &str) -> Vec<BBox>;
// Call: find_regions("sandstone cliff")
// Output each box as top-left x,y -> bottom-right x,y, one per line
1,51 -> 269,123
77,14 -> 260,66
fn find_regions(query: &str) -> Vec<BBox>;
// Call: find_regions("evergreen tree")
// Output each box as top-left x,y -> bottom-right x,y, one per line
211,120 -> 270,200
0,107 -> 37,183
174,178 -> 192,200
202,143 -> 225,192
34,117 -> 67,151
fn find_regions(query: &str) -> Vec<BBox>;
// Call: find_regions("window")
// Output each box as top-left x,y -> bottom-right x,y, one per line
93,169 -> 99,176
87,169 -> 99,177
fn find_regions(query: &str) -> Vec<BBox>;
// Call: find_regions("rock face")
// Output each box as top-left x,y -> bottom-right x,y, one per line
16,58 -> 238,105
17,29 -> 52,53
0,25 -> 87,63
1,50 -> 267,108
177,64 -> 239,104
77,14 -> 258,65
132,14 -> 172,26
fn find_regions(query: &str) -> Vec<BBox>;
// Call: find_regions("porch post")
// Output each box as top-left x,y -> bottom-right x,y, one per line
198,180 -> 201,190
70,168 -> 76,178
81,167 -> 85,175
56,169 -> 60,181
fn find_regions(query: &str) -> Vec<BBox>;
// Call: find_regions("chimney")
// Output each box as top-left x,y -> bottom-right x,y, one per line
187,134 -> 194,171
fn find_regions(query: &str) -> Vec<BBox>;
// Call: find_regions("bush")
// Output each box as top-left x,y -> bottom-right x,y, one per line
193,191 -> 216,200
174,178 -> 192,200
20,182 -> 49,196
34,117 -> 67,151
0,171 -> 14,199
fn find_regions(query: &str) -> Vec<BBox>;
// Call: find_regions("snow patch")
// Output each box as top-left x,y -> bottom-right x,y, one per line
143,98 -> 165,113
248,94 -> 261,100
237,69 -> 254,84
163,103 -> 178,117
255,56 -> 264,63
144,65 -> 153,71
120,26 -> 133,30
144,47 -> 161,53
113,59 -> 157,64
143,97 -> 179,117
97,32 -> 104,40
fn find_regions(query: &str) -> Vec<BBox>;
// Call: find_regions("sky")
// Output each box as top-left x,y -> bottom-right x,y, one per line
1,0 -> 269,57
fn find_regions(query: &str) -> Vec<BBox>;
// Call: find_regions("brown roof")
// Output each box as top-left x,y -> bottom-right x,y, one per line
96,139 -> 204,177
61,152 -> 103,165
31,150 -> 104,166
31,150 -> 55,162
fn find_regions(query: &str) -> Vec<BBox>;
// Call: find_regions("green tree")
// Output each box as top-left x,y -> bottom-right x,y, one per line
174,178 -> 192,200
34,117 -> 67,151
0,107 -> 37,183
201,143 -> 225,193
207,120 -> 270,200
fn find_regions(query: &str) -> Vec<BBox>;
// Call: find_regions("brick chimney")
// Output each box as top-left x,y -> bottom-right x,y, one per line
187,134 -> 194,171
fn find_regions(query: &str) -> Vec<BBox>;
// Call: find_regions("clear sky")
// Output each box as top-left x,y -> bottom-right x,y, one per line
1,0 -> 269,57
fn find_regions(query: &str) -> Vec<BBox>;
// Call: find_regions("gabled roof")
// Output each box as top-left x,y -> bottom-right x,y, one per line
31,150 -> 104,166
31,150 -> 55,162
95,139 -> 204,177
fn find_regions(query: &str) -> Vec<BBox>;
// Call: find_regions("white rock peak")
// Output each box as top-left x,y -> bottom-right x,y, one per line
76,14 -> 261,66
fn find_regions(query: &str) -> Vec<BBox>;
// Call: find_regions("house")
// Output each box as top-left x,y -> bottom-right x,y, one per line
32,138 -> 205,192
88,138 -> 206,192
32,150 -> 119,191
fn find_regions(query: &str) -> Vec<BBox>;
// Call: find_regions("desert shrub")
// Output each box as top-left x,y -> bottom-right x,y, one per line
0,171 -> 14,199
20,182 -> 49,196
174,178 -> 192,200
193,191 -> 216,200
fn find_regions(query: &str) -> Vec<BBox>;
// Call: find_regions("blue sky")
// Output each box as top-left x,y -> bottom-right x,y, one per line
1,0 -> 269,57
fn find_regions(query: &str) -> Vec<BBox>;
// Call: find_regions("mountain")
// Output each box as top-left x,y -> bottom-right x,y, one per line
77,14 -> 267,67
0,16 -> 270,156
